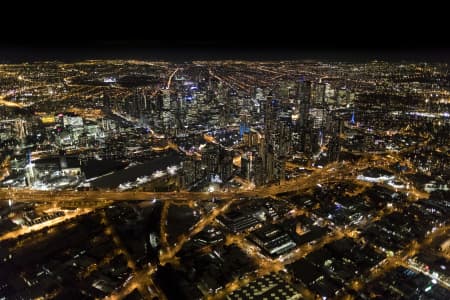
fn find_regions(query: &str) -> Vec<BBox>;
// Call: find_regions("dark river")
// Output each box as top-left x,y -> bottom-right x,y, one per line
88,151 -> 182,188
34,151 -> 182,189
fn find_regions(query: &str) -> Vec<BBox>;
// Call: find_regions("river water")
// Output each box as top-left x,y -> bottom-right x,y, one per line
34,151 -> 182,189
88,151 -> 182,189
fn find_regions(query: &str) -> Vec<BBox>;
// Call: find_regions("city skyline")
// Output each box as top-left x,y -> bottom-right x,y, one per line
0,55 -> 448,299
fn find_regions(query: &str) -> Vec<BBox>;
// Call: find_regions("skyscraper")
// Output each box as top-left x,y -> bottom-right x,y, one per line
253,155 -> 264,187
297,79 -> 312,128
218,148 -> 233,182
202,143 -> 219,181
239,110 -> 250,138
313,82 -> 326,107
181,156 -> 203,188
327,117 -> 342,162
241,152 -> 252,180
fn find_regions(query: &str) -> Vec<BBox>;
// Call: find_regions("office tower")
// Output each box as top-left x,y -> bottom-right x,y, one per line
313,82 -> 326,107
182,156 -> 203,188
218,103 -> 231,127
243,131 -> 259,147
327,117 -> 342,162
161,90 -> 173,131
253,155 -> 264,187
265,145 -> 275,183
7,119 -> 27,142
202,143 -> 219,181
241,152 -> 252,180
327,136 -> 341,162
239,110 -> 250,138
297,79 -> 312,127
261,94 -> 277,184
310,108 -> 329,130
276,121 -> 291,157
218,148 -> 233,182
275,158 -> 286,183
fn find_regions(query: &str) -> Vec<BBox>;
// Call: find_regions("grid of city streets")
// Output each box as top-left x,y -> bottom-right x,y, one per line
0,60 -> 449,299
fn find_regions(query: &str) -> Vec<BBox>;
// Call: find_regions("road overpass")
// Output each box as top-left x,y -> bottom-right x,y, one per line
0,189 -> 262,203
0,157 -> 401,206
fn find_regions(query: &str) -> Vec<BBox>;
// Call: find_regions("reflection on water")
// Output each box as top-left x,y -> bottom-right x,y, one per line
89,151 -> 182,189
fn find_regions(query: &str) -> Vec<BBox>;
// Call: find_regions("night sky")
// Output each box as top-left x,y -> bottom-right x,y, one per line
0,40 -> 449,63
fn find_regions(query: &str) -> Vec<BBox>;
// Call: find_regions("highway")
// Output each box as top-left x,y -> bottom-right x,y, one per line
0,150 -> 423,205
0,95 -> 25,108
0,163 -> 355,204
166,68 -> 179,90
0,147 -> 437,300
0,207 -> 93,242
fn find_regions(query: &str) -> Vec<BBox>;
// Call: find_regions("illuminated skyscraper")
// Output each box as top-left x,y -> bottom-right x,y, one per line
202,143 -> 219,181
181,156 -> 203,187
241,152 -> 252,180
327,117 -> 342,162
313,82 -> 326,107
14,119 -> 27,141
239,110 -> 250,138
297,79 -> 312,127
257,92 -> 289,184
253,155 -> 264,187
218,148 -> 233,182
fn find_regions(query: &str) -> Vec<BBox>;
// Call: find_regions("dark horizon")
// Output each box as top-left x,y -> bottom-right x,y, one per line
0,41 -> 449,63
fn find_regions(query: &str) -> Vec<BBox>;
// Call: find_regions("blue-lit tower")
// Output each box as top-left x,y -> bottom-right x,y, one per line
239,111 -> 250,138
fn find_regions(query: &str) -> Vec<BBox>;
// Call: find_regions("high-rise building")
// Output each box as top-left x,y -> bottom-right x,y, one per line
313,82 -> 326,107
293,119 -> 320,155
181,156 -> 203,188
202,143 -> 219,180
243,131 -> 259,147
160,89 -> 174,131
327,136 -> 341,162
239,110 -> 250,138
218,148 -> 233,182
253,155 -> 264,187
276,158 -> 286,183
162,89 -> 171,111
310,108 -> 328,129
297,80 -> 312,127
327,117 -> 342,162
265,145 -> 275,183
241,152 -> 252,180
275,121 -> 291,157
256,92 -> 291,184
